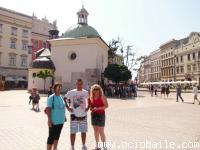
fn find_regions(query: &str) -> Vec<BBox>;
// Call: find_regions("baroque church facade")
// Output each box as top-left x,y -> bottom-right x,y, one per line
28,6 -> 109,90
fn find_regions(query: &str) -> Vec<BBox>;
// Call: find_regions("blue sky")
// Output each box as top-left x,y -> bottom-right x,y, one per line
1,0 -> 200,76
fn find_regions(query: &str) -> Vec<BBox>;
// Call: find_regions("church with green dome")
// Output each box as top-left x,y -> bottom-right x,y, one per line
28,5 -> 109,90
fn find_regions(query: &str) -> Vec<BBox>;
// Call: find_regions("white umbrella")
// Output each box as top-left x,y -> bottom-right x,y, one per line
5,77 -> 15,81
190,81 -> 198,83
16,77 -> 27,82
182,81 -> 190,84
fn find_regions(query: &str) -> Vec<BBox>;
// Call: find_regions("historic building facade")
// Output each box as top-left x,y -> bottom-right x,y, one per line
138,32 -> 200,84
150,49 -> 161,81
174,32 -> 200,82
31,15 -> 58,60
159,39 -> 178,81
0,7 -> 32,84
108,54 -> 124,65
143,56 -> 151,82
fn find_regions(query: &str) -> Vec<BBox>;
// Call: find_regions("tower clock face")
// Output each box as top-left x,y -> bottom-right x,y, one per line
70,52 -> 77,60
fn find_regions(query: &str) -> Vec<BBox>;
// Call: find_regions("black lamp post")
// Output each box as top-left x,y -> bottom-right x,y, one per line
198,54 -> 200,87
174,55 -> 177,82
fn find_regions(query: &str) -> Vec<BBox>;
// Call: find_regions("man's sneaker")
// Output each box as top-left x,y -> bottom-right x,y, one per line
82,145 -> 87,150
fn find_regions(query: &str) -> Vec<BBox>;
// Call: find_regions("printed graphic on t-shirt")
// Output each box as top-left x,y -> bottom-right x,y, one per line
73,95 -> 85,110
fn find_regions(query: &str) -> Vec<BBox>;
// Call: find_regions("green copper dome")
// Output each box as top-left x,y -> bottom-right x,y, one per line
64,24 -> 100,38
64,5 -> 100,38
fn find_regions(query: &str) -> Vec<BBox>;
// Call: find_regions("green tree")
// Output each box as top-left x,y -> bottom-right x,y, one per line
104,64 -> 121,83
108,37 -> 122,58
104,64 -> 132,83
37,69 -> 54,93
119,65 -> 132,82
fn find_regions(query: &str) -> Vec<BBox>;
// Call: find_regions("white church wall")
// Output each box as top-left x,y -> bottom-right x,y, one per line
52,44 -> 96,76
28,68 -> 52,91
49,38 -> 109,90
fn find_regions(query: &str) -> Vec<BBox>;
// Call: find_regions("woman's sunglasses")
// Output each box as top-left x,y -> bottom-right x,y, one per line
93,88 -> 99,91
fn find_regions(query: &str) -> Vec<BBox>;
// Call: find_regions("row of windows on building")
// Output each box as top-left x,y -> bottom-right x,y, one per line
151,60 -> 161,66
161,64 -> 199,76
161,58 -> 174,67
161,45 -> 198,60
151,66 -> 160,73
161,51 -> 173,59
161,68 -> 174,77
32,39 -> 47,49
161,51 -> 200,65
0,53 -> 27,67
0,37 -> 29,50
175,52 -> 200,64
186,64 -> 198,73
161,52 -> 200,67
176,66 -> 184,74
0,24 -> 29,38
150,73 -> 160,80
0,24 -> 49,49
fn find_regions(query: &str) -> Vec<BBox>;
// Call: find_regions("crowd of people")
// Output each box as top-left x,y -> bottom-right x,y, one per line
148,84 -> 200,104
149,84 -> 170,98
103,83 -> 138,98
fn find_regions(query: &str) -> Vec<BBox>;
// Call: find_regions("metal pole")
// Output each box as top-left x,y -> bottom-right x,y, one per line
198,56 -> 200,87
174,55 -> 176,81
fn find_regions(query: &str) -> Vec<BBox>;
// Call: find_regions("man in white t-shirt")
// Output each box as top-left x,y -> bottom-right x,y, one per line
192,84 -> 200,105
64,79 -> 89,150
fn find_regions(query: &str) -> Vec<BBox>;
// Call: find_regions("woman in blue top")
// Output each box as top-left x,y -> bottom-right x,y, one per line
46,83 -> 65,150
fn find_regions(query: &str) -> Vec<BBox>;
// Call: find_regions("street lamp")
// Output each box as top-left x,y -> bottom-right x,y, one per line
174,55 -> 177,82
198,53 -> 200,87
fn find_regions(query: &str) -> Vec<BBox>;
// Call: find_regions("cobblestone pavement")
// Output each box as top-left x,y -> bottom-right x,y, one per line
0,90 -> 200,150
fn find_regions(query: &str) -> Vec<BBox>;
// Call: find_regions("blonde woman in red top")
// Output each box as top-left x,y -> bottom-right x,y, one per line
88,84 -> 108,150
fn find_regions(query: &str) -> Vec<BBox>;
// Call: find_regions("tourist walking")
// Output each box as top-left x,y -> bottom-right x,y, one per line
46,83 -> 66,150
176,84 -> 184,102
134,85 -> 138,97
150,85 -> 154,96
161,85 -> 166,99
166,85 -> 170,98
64,79 -> 89,150
88,84 -> 108,150
192,84 -> 200,104
154,85 -> 158,96
29,87 -> 40,111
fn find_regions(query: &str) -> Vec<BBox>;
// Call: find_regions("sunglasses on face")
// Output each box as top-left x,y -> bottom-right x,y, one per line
93,88 -> 100,91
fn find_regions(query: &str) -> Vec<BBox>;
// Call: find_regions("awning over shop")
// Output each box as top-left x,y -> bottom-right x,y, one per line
5,77 -> 15,81
140,81 -> 198,85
